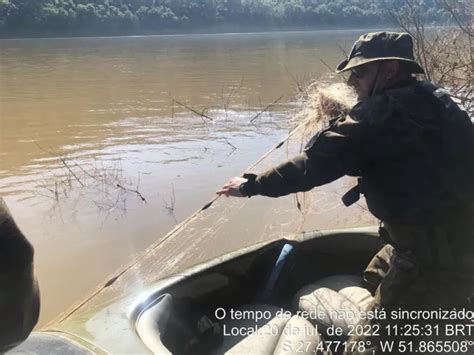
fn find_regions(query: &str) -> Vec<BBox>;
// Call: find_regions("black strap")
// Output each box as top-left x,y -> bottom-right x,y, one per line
240,173 -> 258,197
342,177 -> 364,206
342,185 -> 360,206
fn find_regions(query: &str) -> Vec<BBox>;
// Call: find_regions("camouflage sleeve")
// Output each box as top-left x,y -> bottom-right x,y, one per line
243,151 -> 345,197
0,198 -> 40,351
306,95 -> 391,173
243,97 -> 388,198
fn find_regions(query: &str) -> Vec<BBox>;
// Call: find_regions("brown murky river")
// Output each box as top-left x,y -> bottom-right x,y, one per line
0,30 -> 376,326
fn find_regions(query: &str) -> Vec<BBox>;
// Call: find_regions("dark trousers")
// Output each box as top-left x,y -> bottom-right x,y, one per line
345,237 -> 474,355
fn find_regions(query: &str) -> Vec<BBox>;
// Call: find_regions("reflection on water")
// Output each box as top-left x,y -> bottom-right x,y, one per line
0,30 -> 368,326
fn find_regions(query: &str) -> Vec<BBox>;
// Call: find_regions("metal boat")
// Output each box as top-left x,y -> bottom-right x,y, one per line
10,226 -> 383,354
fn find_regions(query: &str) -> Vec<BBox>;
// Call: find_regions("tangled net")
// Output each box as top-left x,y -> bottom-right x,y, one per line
290,81 -> 358,226
294,81 -> 357,142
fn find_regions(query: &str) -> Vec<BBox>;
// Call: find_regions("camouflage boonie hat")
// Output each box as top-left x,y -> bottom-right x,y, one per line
336,31 -> 425,74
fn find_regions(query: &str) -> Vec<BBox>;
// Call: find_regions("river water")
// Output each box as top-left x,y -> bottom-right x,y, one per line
0,30 -> 372,326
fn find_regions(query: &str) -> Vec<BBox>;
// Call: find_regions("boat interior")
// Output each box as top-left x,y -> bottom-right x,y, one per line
133,227 -> 385,354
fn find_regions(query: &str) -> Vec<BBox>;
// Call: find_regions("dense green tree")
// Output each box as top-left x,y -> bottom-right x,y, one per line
0,0 -> 451,37
0,1 -> 17,28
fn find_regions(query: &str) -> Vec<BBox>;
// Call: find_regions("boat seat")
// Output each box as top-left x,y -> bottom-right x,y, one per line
213,304 -> 322,354
293,275 -> 373,341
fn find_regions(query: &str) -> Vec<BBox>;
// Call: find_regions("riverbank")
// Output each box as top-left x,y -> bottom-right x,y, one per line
0,24 -> 396,40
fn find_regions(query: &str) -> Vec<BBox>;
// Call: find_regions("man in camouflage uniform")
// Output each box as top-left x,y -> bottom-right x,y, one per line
0,198 -> 40,351
217,32 -> 473,354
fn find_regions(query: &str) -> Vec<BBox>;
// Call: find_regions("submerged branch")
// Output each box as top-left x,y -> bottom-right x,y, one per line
34,143 -> 147,216
249,96 -> 283,123
57,156 -> 85,187
223,138 -> 237,151
172,98 -> 215,122
116,184 -> 147,203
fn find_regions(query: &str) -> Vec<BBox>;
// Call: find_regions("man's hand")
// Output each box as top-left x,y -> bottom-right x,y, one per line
216,177 -> 248,197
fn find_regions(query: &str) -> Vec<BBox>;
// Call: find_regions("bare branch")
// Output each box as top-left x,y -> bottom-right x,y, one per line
223,138 -> 237,151
172,98 -> 215,122
116,184 -> 147,202
438,0 -> 474,37
163,184 -> 177,223
319,58 -> 336,73
249,96 -> 283,123
285,65 -> 304,93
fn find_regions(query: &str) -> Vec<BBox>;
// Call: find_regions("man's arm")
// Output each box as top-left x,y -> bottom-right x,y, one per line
0,198 -> 40,351
216,136 -> 347,199
217,111 -> 376,198
240,152 -> 345,197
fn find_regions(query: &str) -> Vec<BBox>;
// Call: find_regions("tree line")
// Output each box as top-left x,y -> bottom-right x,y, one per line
0,0 -> 449,38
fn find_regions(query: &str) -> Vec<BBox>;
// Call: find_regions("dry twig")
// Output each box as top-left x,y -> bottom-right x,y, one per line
223,138 -> 237,151
163,184 -> 178,223
116,183 -> 147,202
34,144 -> 147,217
172,98 -> 215,122
384,0 -> 473,113
249,96 -> 284,123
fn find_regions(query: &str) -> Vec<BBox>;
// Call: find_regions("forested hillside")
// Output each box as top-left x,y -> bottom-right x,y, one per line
0,0 -> 448,37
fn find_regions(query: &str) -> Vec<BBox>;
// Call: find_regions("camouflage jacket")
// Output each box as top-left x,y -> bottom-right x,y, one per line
244,80 -> 474,225
0,198 -> 40,351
